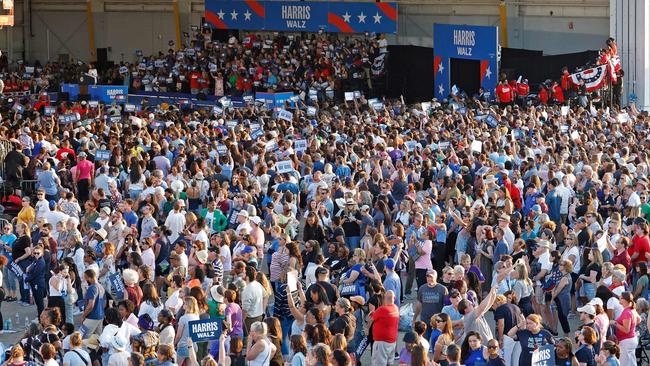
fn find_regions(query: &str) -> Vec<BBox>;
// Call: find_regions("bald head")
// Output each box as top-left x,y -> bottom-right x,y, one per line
384,290 -> 395,305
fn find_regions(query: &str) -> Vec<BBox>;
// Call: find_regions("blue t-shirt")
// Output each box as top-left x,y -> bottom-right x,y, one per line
84,283 -> 106,320
465,346 -> 486,366
429,329 -> 441,353
1,233 -> 17,260
383,271 -> 401,307
123,211 -> 138,228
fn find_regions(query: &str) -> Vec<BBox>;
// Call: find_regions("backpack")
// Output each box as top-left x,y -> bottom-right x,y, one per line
543,264 -> 563,292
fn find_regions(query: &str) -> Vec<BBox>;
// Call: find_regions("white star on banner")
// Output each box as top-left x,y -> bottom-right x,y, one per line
230,9 -> 238,20
373,12 -> 382,24
244,10 -> 251,20
217,9 -> 225,19
342,12 -> 352,23
438,62 -> 444,74
358,12 -> 366,23
485,66 -> 492,79
438,84 -> 445,95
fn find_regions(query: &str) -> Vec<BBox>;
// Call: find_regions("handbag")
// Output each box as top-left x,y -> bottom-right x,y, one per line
408,242 -> 422,262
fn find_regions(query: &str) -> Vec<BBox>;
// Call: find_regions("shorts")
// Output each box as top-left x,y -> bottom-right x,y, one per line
580,282 -> 596,299
534,286 -> 546,305
371,341 -> 396,366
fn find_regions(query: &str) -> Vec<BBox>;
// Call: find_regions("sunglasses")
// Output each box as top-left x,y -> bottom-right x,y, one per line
488,345 -> 498,349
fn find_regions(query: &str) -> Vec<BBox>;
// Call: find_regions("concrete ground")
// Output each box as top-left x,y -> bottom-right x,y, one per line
0,293 -> 582,364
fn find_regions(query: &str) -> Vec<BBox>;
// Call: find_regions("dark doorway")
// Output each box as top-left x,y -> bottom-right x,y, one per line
450,58 -> 480,96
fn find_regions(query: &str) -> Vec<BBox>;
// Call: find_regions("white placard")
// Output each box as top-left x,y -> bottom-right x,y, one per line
276,160 -> 294,174
570,130 -> 580,140
438,141 -> 450,150
561,106 -> 569,116
277,109 -> 293,122
471,140 -> 483,153
344,92 -> 354,101
294,139 -> 307,152
287,270 -> 298,292
265,140 -> 278,152
307,106 -> 317,116
421,102 -> 431,112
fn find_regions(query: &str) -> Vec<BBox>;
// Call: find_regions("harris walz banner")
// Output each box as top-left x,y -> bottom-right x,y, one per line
205,0 -> 397,34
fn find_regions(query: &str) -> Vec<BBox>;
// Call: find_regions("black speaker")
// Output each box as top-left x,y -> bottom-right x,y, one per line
58,92 -> 70,102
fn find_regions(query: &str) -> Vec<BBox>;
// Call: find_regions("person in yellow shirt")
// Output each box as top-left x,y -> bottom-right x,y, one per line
16,196 -> 35,228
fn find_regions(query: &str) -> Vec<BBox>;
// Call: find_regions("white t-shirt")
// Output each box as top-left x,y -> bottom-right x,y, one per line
607,297 -> 624,319
138,301 -> 164,327
62,348 -> 91,366
141,248 -> 156,273
561,246 -> 581,274
220,245 -> 232,272
108,351 -> 130,366
537,251 -> 552,285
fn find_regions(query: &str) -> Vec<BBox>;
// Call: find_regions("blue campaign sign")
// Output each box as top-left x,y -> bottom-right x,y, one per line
108,272 -> 125,299
88,85 -> 129,103
532,344 -> 555,366
95,150 -> 111,161
189,318 -> 222,342
205,1 -> 397,34
433,23 -> 499,100
256,92 -> 296,109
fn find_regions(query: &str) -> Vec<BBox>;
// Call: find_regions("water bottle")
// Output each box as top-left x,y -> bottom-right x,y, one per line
24,316 -> 29,329
14,314 -> 19,329
6,318 -> 11,330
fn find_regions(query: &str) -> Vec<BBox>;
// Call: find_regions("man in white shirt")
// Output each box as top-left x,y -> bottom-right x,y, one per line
556,175 -> 574,223
174,241 -> 189,270
235,210 -> 252,237
94,167 -> 115,197
497,214 -> 515,252
164,201 -> 186,242
240,266 -> 265,334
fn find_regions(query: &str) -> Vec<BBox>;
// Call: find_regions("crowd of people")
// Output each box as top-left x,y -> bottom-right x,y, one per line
0,30 -> 388,103
0,33 -> 647,366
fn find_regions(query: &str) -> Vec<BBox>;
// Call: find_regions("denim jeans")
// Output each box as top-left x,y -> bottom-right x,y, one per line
280,318 -> 293,355
345,236 -> 361,251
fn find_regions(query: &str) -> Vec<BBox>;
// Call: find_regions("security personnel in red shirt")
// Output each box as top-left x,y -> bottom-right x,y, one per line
516,79 -> 530,107
496,80 -> 513,108
560,67 -> 572,92
538,84 -> 549,105
551,81 -> 565,105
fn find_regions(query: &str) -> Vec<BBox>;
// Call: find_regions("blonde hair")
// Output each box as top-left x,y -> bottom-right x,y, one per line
250,321 -> 268,336
184,296 -> 199,314
353,248 -> 366,261
527,314 -> 542,326
514,263 -> 532,287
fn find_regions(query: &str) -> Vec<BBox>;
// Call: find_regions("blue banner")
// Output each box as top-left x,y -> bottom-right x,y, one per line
255,92 -> 295,109
188,318 -> 223,342
205,0 -> 397,33
433,23 -> 499,100
61,84 -> 80,100
88,85 -> 129,103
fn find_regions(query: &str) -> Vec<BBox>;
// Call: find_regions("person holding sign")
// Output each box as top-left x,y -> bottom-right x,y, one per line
507,314 -> 555,366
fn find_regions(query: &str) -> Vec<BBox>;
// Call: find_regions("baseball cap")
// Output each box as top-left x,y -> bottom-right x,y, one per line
384,258 -> 396,270
587,298 -> 604,307
577,304 -> 596,316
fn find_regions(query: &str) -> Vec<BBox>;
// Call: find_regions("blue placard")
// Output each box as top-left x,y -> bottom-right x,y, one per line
532,344 -> 555,366
433,23 -> 498,100
256,92 -> 296,109
44,106 -> 56,116
205,1 -> 397,33
95,149 -> 111,161
88,85 -> 129,103
108,272 -> 125,299
188,318 -> 222,342
9,261 -> 23,278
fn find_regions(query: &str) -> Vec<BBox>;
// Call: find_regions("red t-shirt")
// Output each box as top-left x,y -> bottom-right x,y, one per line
629,234 -> 650,264
552,85 -> 565,103
371,304 -> 399,343
539,88 -> 548,104
496,85 -> 513,102
516,83 -> 529,97
189,71 -> 202,89
611,249 -> 631,270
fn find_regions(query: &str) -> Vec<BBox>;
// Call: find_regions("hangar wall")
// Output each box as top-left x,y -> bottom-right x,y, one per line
0,0 -> 610,65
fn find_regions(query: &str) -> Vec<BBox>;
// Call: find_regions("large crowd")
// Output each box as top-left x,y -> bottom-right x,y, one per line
0,32 -> 646,366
